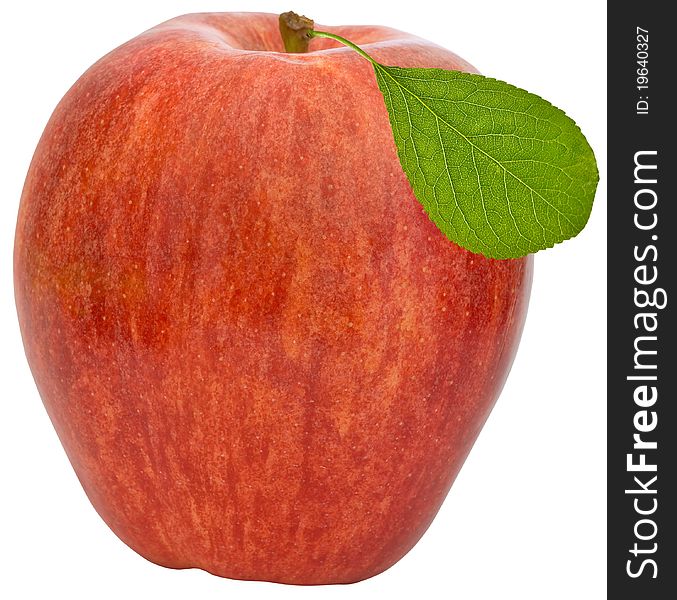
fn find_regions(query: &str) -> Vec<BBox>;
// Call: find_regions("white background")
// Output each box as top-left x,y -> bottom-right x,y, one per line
0,1 -> 606,598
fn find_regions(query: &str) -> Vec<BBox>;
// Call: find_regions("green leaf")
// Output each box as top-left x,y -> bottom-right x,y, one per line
372,64 -> 598,258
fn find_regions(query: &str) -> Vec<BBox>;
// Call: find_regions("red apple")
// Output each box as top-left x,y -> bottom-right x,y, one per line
14,12 -> 532,584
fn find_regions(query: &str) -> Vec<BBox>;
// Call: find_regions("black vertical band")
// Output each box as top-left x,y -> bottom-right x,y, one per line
608,6 -> 675,597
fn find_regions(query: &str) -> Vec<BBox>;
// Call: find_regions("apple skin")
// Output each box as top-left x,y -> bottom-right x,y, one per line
14,12 -> 533,585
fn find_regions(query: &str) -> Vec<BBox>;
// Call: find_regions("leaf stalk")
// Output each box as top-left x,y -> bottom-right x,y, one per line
308,30 -> 378,65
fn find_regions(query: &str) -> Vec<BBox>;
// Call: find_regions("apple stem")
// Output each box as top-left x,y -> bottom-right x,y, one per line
278,12 -> 379,64
279,11 -> 314,53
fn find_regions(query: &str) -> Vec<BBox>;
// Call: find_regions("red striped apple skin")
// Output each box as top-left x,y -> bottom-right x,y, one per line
14,12 -> 532,585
